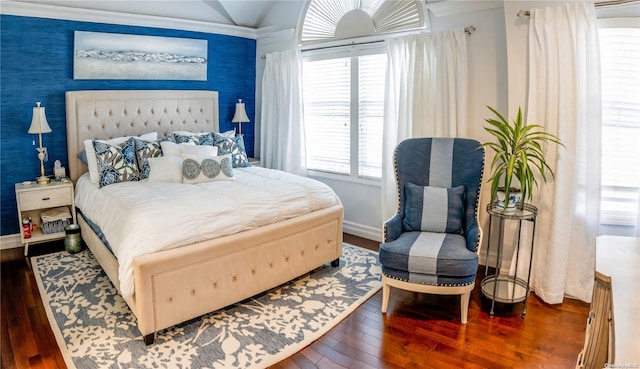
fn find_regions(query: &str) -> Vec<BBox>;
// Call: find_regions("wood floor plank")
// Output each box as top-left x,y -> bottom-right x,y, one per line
299,346 -> 323,365
3,259 -> 40,368
314,357 -> 347,369
288,352 -> 318,369
1,235 -> 590,369
271,358 -> 299,369
1,294 -> 17,369
325,330 -> 404,369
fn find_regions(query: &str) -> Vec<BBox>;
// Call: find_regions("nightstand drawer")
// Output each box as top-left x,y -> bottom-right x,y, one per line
18,187 -> 71,211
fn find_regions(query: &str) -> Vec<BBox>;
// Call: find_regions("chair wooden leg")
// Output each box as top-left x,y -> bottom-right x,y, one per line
460,290 -> 471,324
381,279 -> 390,313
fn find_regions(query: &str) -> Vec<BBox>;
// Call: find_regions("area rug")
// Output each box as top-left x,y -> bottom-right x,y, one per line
32,243 -> 381,369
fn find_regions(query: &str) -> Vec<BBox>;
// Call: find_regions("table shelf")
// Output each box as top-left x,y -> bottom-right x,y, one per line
481,275 -> 529,304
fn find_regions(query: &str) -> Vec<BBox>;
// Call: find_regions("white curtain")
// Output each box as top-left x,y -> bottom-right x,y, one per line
526,2 -> 601,304
381,29 -> 468,221
260,50 -> 307,176
636,201 -> 640,237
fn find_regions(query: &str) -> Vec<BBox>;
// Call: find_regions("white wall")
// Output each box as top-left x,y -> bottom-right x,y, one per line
310,174 -> 384,241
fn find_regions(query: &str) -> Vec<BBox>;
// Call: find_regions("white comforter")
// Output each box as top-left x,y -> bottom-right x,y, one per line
75,166 -> 341,299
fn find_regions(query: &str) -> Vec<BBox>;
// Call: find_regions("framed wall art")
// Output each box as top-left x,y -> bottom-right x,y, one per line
73,31 -> 208,80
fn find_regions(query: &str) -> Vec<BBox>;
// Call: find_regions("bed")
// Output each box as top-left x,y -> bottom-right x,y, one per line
65,90 -> 343,345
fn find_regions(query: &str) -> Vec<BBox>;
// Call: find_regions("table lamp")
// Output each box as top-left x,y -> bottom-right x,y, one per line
231,99 -> 250,136
28,102 -> 52,185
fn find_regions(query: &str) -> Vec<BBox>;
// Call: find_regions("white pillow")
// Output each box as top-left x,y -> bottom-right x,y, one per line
172,130 -> 235,139
183,144 -> 218,156
160,141 -> 217,157
84,132 -> 158,184
147,156 -> 183,183
171,130 -> 201,136
218,130 -> 236,138
182,153 -> 234,184
160,141 -> 195,157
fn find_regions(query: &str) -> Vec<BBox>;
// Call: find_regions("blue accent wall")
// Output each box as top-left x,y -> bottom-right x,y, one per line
0,14 -> 256,236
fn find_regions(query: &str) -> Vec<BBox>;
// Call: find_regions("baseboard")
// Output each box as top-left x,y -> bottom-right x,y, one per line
0,234 -> 22,250
343,221 -> 381,242
479,248 -> 500,268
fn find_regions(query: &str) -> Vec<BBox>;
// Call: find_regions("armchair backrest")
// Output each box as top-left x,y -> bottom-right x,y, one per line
393,138 -> 485,251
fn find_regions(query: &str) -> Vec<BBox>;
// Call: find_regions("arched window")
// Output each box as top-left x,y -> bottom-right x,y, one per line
299,0 -> 426,45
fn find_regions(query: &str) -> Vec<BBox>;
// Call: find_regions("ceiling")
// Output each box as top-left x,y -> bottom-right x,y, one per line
10,0 -> 458,30
11,0 -> 285,28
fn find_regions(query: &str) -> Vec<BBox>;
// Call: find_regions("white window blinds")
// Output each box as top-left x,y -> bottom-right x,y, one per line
598,26 -> 640,233
358,53 -> 386,178
303,51 -> 386,178
303,58 -> 351,175
300,0 -> 425,44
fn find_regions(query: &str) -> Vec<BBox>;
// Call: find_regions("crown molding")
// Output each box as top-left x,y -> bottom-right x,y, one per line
425,0 -> 503,17
0,0 -> 257,39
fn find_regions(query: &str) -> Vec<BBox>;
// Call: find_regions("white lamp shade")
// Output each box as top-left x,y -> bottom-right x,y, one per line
232,99 -> 250,123
28,102 -> 52,134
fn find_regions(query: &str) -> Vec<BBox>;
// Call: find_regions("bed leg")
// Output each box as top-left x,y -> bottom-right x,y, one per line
331,258 -> 340,267
143,333 -> 155,345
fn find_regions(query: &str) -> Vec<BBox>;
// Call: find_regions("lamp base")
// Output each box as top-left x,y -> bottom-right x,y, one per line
36,176 -> 51,185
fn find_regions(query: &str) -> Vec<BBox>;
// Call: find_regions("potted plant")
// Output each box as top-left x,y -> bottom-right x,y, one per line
480,106 -> 564,211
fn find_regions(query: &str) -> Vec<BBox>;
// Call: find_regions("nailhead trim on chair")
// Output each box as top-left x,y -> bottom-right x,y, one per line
471,146 -> 486,253
382,272 -> 474,287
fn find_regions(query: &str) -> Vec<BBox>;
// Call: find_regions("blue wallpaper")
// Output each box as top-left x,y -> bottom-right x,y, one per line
0,15 -> 256,236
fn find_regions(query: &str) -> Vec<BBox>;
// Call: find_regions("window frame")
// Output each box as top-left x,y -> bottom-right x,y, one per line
302,42 -> 387,184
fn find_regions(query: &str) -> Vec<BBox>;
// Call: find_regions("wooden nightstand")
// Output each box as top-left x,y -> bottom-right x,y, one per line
15,181 -> 76,256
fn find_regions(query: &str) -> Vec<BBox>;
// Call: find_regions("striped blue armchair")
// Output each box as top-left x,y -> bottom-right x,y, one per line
379,137 -> 485,323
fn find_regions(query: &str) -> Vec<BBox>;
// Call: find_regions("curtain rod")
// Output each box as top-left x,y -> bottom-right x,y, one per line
517,0 -> 638,17
260,26 -> 476,60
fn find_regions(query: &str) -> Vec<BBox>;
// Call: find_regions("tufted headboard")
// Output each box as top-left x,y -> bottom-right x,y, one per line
65,90 -> 219,182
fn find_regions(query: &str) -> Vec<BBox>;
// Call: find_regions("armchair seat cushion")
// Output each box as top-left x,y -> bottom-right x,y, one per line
382,266 -> 476,286
379,231 -> 478,285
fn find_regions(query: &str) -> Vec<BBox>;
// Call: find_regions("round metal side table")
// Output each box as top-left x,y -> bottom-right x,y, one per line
481,202 -> 538,318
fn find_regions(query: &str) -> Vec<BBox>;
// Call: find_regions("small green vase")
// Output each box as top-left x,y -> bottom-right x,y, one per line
64,224 -> 82,254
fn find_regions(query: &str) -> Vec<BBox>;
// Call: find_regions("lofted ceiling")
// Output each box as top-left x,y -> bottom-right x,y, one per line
10,0 -> 283,28
9,0 -> 456,30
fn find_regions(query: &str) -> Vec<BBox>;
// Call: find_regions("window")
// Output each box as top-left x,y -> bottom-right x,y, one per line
302,49 -> 386,179
299,0 -> 425,44
298,0 -> 424,181
598,22 -> 640,235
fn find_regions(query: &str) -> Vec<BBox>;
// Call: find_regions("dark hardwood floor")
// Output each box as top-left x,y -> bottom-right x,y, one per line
1,234 -> 589,369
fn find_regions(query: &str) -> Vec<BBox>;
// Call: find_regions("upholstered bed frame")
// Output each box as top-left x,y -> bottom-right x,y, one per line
65,90 -> 343,344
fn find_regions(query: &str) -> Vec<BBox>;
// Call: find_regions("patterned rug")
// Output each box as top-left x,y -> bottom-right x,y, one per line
32,244 -> 381,369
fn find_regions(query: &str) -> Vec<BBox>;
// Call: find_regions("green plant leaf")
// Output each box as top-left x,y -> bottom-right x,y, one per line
481,105 -> 564,206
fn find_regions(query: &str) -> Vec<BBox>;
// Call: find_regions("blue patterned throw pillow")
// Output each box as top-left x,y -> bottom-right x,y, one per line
173,132 -> 214,146
134,138 -> 162,179
182,153 -> 234,183
403,183 -> 466,234
93,137 -> 140,188
213,132 -> 250,168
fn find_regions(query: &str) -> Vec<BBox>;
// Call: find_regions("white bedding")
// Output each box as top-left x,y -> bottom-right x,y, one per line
75,166 -> 341,299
